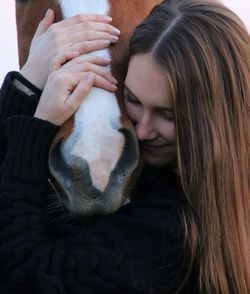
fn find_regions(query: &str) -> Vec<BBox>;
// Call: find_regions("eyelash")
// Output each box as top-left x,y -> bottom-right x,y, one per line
156,111 -> 173,121
124,91 -> 173,122
124,93 -> 140,104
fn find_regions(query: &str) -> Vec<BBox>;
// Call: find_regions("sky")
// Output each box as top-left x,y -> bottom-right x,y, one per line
0,1 -> 249,85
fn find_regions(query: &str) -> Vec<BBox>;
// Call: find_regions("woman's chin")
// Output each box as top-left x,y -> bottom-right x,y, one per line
142,149 -> 176,168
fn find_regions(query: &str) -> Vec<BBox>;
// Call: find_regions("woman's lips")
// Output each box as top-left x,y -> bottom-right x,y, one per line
140,143 -> 169,150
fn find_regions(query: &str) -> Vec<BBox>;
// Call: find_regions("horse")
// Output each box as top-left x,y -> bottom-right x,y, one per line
16,0 -> 162,217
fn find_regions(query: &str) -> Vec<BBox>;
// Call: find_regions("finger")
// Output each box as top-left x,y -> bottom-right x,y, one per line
61,60 -> 117,84
70,39 -> 111,55
63,22 -> 120,37
73,54 -> 112,66
91,73 -> 118,92
50,51 -> 80,72
67,30 -> 119,44
65,73 -> 95,111
82,63 -> 118,84
53,14 -> 112,30
59,54 -> 111,71
34,8 -> 55,38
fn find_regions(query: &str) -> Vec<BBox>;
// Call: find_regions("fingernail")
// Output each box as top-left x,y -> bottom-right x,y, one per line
112,77 -> 118,84
103,40 -> 111,45
45,8 -> 51,18
104,16 -> 112,22
111,36 -> 119,43
113,28 -> 120,35
105,58 -> 112,63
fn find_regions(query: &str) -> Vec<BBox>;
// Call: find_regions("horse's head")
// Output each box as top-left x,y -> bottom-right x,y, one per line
16,0 -> 162,217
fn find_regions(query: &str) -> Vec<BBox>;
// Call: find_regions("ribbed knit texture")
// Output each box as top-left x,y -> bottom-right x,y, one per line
2,116 -> 59,180
0,72 -> 40,121
0,72 -> 41,167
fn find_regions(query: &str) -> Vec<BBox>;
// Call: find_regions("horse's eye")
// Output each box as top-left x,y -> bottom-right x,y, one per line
16,0 -> 28,3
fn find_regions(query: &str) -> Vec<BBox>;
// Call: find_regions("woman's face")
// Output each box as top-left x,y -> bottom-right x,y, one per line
124,53 -> 176,167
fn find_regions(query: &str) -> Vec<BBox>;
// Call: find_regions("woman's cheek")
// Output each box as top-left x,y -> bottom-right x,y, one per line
160,120 -> 176,143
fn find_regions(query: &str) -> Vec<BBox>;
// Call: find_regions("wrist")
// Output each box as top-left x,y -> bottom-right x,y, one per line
20,64 -> 45,90
34,110 -> 61,126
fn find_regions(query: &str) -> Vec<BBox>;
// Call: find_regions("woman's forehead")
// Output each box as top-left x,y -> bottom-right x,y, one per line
125,54 -> 172,108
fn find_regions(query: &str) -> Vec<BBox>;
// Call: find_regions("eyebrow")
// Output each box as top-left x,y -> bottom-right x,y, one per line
124,85 -> 173,113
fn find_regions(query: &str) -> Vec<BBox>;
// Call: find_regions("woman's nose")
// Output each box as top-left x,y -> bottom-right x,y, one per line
135,112 -> 157,141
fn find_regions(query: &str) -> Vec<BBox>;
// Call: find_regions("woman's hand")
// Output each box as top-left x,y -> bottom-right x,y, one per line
20,9 -> 120,90
34,51 -> 118,126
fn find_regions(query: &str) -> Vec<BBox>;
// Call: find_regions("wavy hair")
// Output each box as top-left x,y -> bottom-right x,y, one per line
129,0 -> 250,292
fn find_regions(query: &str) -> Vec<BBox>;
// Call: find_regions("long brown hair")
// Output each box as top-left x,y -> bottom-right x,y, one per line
129,0 -> 250,292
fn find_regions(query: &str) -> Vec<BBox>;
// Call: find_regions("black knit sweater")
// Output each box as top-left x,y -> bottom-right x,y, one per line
0,72 -> 195,293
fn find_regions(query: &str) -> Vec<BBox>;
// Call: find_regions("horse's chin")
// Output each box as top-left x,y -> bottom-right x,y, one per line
61,192 -> 129,218
50,167 -> 136,217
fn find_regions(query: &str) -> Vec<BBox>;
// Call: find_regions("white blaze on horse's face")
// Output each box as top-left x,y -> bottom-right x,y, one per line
58,0 -> 110,17
48,0 -> 140,216
58,0 -> 121,192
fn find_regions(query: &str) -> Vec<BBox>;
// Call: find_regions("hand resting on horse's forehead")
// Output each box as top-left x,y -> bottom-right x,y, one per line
34,51 -> 118,126
20,10 -> 119,91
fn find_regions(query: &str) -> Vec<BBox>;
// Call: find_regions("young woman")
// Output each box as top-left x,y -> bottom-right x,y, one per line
0,0 -> 249,293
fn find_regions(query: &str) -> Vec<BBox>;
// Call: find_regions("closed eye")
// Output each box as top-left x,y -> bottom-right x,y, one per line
155,110 -> 174,121
124,89 -> 140,105
124,94 -> 140,104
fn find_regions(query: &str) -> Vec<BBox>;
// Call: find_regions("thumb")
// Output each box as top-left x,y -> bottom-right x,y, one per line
66,73 -> 95,112
34,8 -> 55,38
